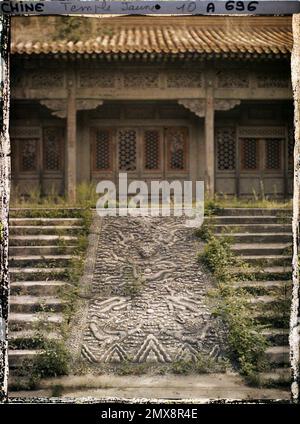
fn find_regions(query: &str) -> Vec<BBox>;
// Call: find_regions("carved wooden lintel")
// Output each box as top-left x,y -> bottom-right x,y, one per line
215,99 -> 241,111
178,98 -> 240,117
40,99 -> 104,118
178,99 -> 205,117
40,99 -> 67,118
77,99 -> 104,111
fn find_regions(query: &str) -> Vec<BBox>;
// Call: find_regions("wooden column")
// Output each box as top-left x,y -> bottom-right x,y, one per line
66,74 -> 77,203
204,86 -> 215,197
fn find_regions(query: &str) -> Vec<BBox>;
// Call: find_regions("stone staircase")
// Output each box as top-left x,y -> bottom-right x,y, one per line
209,207 -> 292,384
8,209 -> 84,372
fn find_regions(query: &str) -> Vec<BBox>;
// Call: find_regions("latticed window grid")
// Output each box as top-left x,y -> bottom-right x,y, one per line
43,128 -> 61,171
144,130 -> 160,170
265,138 -> 281,170
288,126 -> 294,171
166,128 -> 186,171
216,128 -> 236,171
118,129 -> 137,171
241,138 -> 258,170
20,138 -> 38,171
95,130 -> 111,170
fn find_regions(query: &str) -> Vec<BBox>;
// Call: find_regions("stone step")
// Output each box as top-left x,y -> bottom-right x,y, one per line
10,295 -> 64,313
9,313 -> 63,331
210,216 -> 291,224
232,266 -> 291,280
9,207 -> 83,218
215,233 -> 292,243
9,245 -> 77,255
213,224 -> 291,234
8,350 -> 41,367
265,346 -> 290,365
231,280 -> 291,293
10,267 -> 68,282
254,311 -> 289,328
248,295 -> 279,305
262,328 -> 289,345
10,281 -> 66,296
9,235 -> 78,246
9,218 -> 82,226
259,368 -> 291,384
238,255 -> 291,266
9,255 -> 77,267
231,243 -> 291,256
8,330 -> 60,342
215,208 -> 292,217
10,225 -> 82,236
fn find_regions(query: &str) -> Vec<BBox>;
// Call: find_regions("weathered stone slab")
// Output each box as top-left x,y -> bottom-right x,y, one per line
76,215 -> 225,367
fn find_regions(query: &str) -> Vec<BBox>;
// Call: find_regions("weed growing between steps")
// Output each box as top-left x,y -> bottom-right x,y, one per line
209,194 -> 292,210
9,197 -> 93,390
197,228 -> 270,385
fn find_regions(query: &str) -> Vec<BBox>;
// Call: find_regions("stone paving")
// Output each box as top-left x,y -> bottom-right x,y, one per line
77,215 -> 225,367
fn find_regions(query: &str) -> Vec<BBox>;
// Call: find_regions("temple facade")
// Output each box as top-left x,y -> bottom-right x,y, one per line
10,15 -> 294,201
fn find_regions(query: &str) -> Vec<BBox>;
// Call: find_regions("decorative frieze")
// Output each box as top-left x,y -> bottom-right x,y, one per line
78,70 -> 116,88
256,72 -> 289,88
123,72 -> 159,88
167,72 -> 202,88
31,71 -> 65,88
217,70 -> 249,88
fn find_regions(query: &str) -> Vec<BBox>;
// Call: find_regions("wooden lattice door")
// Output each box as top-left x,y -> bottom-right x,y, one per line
91,126 -> 189,186
11,126 -> 64,196
239,136 -> 285,196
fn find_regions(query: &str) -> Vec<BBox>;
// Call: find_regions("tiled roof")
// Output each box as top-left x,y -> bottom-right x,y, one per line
11,16 -> 293,57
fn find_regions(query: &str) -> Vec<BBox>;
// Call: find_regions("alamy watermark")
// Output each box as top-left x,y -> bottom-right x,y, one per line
95,173 -> 204,228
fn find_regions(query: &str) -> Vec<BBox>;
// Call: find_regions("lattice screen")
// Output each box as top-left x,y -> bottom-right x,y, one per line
166,128 -> 186,171
241,138 -> 258,170
265,138 -> 281,170
118,129 -> 137,171
20,139 -> 38,171
288,126 -> 294,171
43,128 -> 61,171
95,129 -> 111,170
144,130 -> 160,170
216,128 -> 236,171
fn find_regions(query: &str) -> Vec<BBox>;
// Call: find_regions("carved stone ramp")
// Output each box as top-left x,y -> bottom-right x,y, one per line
72,215 -> 226,369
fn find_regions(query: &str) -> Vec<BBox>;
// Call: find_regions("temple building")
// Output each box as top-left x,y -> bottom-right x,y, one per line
10,15 -> 294,201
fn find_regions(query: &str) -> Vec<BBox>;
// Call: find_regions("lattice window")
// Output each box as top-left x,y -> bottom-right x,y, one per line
216,128 -> 236,171
94,129 -> 111,171
19,139 -> 38,172
43,128 -> 61,171
118,129 -> 137,171
288,126 -> 294,171
166,128 -> 187,171
241,138 -> 258,170
265,138 -> 281,170
144,130 -> 160,170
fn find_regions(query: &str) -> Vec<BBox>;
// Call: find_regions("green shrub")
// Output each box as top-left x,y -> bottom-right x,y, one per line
198,232 -> 270,380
